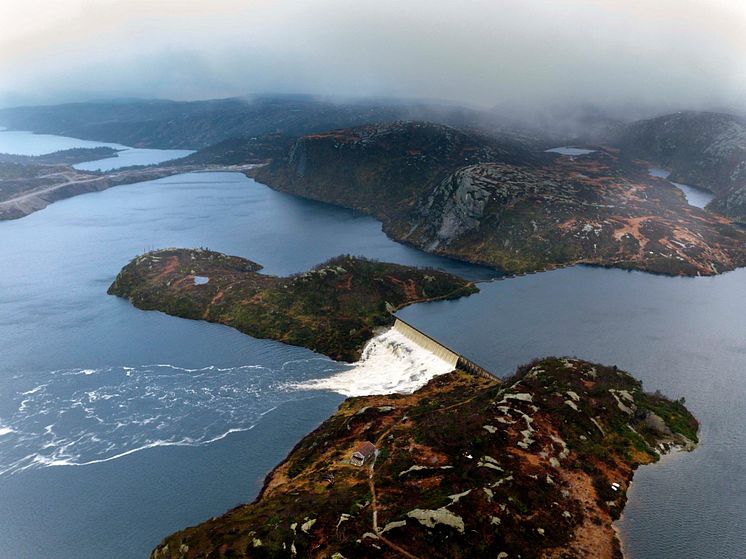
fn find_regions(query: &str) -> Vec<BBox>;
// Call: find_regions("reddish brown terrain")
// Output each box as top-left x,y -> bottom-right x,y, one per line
251,122 -> 746,276
150,358 -> 697,559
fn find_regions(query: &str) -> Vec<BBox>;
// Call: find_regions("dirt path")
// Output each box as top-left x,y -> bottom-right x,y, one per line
368,466 -> 423,559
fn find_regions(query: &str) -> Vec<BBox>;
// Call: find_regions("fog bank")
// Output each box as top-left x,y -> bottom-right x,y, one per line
1,0 -> 744,113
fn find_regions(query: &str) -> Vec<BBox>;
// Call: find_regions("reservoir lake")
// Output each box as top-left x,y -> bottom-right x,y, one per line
0,133 -> 744,558
0,128 -> 193,170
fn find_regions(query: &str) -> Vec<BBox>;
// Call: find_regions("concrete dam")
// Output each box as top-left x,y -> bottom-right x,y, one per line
392,317 -> 494,379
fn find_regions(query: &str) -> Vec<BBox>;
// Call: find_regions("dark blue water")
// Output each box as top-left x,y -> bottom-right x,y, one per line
0,171 -> 490,559
399,266 -> 746,558
0,136 -> 743,558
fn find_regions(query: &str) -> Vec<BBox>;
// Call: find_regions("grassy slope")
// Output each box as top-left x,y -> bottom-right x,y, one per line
108,248 -> 478,362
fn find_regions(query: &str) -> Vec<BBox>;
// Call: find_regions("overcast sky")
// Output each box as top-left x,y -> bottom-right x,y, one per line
1,0 -> 744,112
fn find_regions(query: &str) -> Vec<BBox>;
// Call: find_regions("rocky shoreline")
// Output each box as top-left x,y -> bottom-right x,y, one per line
249,123 -> 746,277
150,358 -> 697,559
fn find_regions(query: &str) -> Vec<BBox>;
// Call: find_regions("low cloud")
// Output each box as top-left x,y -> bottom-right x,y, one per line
1,0 -> 744,114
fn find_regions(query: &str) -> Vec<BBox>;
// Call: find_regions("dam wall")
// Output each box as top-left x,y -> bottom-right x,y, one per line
393,318 -> 459,368
392,318 -> 495,379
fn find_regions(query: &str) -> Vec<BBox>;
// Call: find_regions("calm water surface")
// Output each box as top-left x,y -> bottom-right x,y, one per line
399,267 -> 746,558
0,134 -> 743,558
0,129 -> 193,170
648,166 -> 715,209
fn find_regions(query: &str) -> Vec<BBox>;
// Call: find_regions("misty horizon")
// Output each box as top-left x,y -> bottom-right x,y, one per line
1,0 -> 745,117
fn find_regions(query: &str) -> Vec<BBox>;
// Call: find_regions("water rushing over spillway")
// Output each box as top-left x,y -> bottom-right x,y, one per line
297,327 -> 456,397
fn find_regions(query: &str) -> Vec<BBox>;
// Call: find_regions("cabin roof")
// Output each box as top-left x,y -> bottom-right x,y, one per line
353,441 -> 377,457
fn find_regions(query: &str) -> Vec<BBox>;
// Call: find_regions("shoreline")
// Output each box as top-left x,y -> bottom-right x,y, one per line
613,439 -> 701,559
246,168 -> 746,279
0,164 -> 260,221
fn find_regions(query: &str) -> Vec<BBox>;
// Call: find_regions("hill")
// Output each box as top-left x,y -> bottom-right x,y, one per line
150,357 -> 697,559
0,95 -> 503,150
251,122 -> 746,276
612,111 -> 746,222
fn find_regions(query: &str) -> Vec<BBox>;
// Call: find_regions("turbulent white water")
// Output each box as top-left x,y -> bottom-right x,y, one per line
0,359 -> 340,477
297,328 -> 455,397
0,328 -> 456,476
0,328 -> 454,477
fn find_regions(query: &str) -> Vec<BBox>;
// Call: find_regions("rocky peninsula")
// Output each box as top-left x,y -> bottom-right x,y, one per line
151,357 -> 697,559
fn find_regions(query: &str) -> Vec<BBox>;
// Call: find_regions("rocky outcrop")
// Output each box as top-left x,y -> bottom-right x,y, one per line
150,357 -> 698,559
413,163 -> 561,249
402,153 -> 746,276
417,165 -> 501,247
251,121 -> 541,219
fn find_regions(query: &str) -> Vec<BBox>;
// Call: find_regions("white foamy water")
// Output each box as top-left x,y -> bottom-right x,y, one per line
0,359 -> 340,477
297,328 -> 455,397
0,330 -> 455,477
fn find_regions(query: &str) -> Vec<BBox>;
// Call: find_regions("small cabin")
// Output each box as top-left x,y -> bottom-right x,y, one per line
350,441 -> 377,466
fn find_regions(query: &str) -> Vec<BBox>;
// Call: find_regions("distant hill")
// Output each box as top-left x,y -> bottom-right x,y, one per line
612,111 -> 746,222
251,121 -> 746,276
0,95 -> 503,150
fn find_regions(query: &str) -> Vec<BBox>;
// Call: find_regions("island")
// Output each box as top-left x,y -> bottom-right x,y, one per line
108,248 -> 478,362
150,357 -> 697,559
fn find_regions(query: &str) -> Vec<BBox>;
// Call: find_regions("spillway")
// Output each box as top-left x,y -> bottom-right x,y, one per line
296,318 -> 493,397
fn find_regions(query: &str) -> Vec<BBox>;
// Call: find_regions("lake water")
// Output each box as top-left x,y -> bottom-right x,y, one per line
0,129 -> 193,170
0,166 -> 490,558
0,134 -> 744,558
648,167 -> 714,209
546,146 -> 597,156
